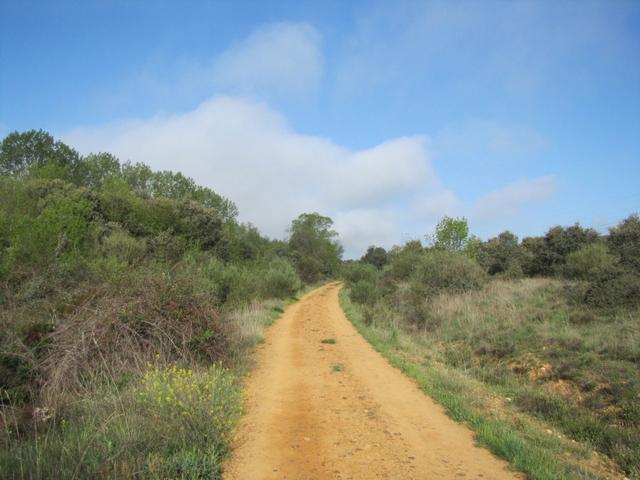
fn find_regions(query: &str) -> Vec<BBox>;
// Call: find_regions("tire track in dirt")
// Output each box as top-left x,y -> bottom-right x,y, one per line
224,283 -> 522,479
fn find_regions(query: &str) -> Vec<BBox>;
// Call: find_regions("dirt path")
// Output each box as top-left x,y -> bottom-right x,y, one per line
224,283 -> 521,479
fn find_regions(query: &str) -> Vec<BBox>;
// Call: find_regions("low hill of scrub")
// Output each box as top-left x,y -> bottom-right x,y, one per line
342,216 -> 640,479
0,130 -> 342,478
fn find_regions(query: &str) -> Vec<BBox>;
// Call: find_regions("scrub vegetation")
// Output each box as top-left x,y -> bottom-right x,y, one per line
0,130 -> 342,479
2,129 -> 638,480
342,215 -> 640,479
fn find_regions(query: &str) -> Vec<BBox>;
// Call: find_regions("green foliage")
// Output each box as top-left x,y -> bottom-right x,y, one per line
259,257 -> 302,299
136,363 -> 241,454
71,152 -> 121,189
563,242 -> 617,280
0,130 -> 80,178
217,222 -> 270,262
522,224 -> 600,276
288,212 -> 342,282
583,265 -> 640,309
386,240 -> 423,280
8,186 -> 94,272
341,261 -> 378,285
608,214 -> 640,274
476,231 -> 523,277
402,250 -> 487,327
411,250 -> 487,297
349,279 -> 379,305
1,363 -> 241,479
0,131 -> 315,478
432,216 -> 470,252
361,245 -> 387,269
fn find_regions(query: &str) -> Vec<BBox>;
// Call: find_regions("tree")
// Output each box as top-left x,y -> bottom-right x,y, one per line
361,246 -> 388,269
522,224 -> 600,276
0,130 -> 80,178
477,231 -> 523,276
432,216 -> 470,252
288,213 -> 342,282
72,152 -> 121,189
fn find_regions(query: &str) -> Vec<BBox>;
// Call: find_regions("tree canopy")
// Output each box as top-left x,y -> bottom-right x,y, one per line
288,212 -> 343,282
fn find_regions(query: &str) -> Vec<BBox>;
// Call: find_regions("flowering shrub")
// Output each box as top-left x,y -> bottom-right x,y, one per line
136,362 -> 241,449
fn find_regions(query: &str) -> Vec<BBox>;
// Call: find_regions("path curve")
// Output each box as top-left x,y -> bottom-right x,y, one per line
224,283 -> 522,480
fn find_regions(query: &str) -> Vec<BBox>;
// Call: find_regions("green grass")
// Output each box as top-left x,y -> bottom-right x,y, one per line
0,364 -> 240,480
339,285 -> 630,480
321,338 -> 336,345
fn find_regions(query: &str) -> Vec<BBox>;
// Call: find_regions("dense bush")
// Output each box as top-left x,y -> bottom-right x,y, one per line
386,240 -> 423,280
349,279 -> 379,305
260,257 -> 302,299
522,224 -> 600,276
341,261 -> 378,285
563,242 -> 617,280
608,214 -> 640,274
360,246 -> 388,269
411,250 -> 487,297
476,231 -> 524,277
583,265 -> 640,308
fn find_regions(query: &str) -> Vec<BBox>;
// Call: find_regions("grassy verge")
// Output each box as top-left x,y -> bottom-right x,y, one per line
339,285 -> 628,480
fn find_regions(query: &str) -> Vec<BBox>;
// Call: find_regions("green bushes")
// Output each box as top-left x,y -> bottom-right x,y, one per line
260,257 -> 301,299
608,214 -> 640,273
476,231 -> 524,277
341,262 -> 378,284
411,250 -> 487,296
583,266 -> 640,308
349,279 -> 379,305
563,243 -> 617,280
9,192 -> 94,275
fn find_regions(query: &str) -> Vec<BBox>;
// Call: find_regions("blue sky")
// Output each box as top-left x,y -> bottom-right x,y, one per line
1,0 -> 639,257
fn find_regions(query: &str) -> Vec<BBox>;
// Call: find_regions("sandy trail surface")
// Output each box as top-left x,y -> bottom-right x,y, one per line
224,283 -> 521,480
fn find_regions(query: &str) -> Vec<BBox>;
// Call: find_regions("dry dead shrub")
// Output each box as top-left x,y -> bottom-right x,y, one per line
41,274 -> 237,409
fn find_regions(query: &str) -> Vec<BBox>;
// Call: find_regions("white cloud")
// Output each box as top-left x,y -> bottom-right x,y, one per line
212,22 -> 322,98
472,176 -> 557,221
63,96 -> 446,257
413,190 -> 459,220
333,209 -> 398,259
331,136 -> 431,207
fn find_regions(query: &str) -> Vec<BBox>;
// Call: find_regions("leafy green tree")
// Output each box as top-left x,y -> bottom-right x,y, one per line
361,246 -> 388,269
432,216 -> 470,252
521,224 -> 600,276
477,231 -> 523,276
288,212 -> 342,282
121,163 -> 238,221
0,130 -> 80,178
72,152 -> 121,189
